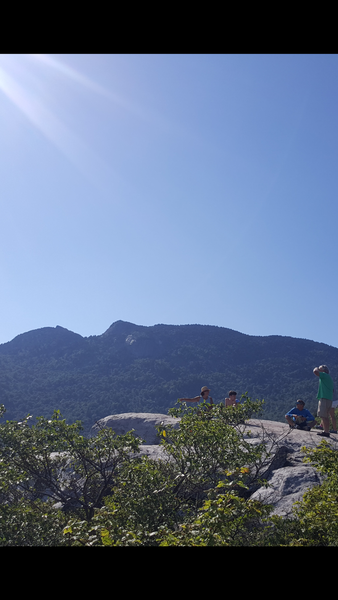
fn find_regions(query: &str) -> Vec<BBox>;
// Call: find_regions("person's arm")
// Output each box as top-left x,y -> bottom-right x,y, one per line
305,409 -> 315,422
286,408 -> 297,417
179,396 -> 200,403
313,367 -> 320,377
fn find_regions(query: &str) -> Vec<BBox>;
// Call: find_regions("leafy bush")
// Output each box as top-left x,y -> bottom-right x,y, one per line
61,397 -> 277,546
3,398 -> 338,546
0,404 -> 141,545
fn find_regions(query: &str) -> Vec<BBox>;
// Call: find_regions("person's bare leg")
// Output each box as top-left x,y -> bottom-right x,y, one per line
329,408 -> 337,431
285,416 -> 295,427
322,417 -> 330,434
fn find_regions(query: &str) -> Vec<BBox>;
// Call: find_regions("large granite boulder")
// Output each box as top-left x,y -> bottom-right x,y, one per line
91,413 -> 180,445
250,465 -> 323,517
243,419 -> 338,516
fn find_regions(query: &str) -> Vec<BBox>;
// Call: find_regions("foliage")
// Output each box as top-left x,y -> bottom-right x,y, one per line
62,476 -> 274,547
61,398 -> 277,546
0,403 -> 141,545
0,499 -> 69,546
62,458 -> 182,546
160,397 -> 269,502
3,395 -> 338,546
157,485 -> 273,546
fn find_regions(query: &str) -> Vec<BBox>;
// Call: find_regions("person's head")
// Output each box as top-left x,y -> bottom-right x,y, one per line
201,386 -> 210,398
229,391 -> 237,398
296,400 -> 305,410
319,365 -> 330,374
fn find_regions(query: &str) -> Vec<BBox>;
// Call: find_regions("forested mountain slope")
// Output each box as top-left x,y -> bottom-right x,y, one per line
0,320 -> 337,434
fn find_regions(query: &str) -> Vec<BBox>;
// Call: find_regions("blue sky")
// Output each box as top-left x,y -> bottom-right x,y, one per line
0,54 -> 337,347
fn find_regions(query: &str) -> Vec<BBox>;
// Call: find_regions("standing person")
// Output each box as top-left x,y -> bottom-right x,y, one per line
179,386 -> 213,406
313,365 -> 334,438
225,391 -> 239,407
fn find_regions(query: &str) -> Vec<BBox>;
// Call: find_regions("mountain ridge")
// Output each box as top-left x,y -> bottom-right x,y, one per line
1,320 -> 333,350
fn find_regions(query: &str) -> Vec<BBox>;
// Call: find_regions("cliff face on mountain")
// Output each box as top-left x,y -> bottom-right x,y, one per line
0,320 -> 337,433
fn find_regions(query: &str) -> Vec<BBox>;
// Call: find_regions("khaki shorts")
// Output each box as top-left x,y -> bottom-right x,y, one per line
317,398 -> 332,418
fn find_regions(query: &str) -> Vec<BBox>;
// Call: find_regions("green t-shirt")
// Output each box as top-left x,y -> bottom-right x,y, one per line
317,371 -> 334,400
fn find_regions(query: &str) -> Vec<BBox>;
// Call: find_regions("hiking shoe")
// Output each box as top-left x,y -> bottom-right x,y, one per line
317,431 -> 330,437
330,430 -> 337,434
314,424 -> 323,429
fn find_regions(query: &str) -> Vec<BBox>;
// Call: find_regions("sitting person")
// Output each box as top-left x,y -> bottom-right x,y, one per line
285,400 -> 316,431
225,391 -> 239,407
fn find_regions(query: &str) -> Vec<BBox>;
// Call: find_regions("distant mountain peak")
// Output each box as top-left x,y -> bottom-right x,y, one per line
0,325 -> 83,354
102,321 -> 143,336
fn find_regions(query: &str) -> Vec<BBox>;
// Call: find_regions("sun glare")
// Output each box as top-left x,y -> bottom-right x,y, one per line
0,54 -> 118,189
29,54 -> 112,99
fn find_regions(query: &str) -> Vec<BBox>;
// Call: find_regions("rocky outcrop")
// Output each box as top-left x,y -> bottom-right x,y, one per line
91,413 -> 180,445
92,413 -> 338,516
242,419 -> 336,516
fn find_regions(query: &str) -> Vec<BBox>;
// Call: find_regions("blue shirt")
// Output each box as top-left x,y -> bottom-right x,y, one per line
285,407 -> 315,422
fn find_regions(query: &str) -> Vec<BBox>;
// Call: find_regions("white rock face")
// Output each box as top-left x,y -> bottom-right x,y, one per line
243,419 -> 337,516
91,413 -> 180,445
